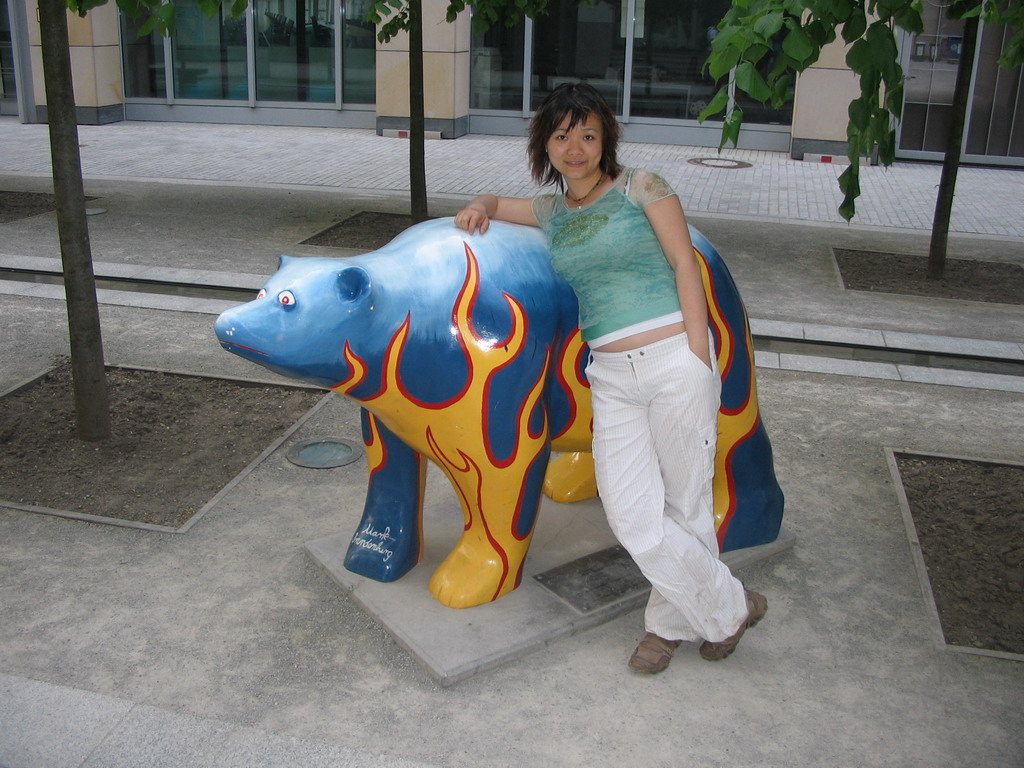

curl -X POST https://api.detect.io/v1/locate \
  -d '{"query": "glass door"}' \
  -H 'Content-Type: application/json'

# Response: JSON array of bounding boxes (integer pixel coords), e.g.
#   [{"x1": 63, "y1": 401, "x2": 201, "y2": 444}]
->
[
  {"x1": 898, "y1": 3, "x2": 1022, "y2": 165},
  {"x1": 0, "y1": 0, "x2": 17, "y2": 115},
  {"x1": 964, "y1": 19, "x2": 1023, "y2": 160}
]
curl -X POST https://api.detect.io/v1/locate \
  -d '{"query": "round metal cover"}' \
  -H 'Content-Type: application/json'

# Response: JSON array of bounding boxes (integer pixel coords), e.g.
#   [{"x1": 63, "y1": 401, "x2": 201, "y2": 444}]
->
[
  {"x1": 286, "y1": 437, "x2": 362, "y2": 469},
  {"x1": 687, "y1": 157, "x2": 753, "y2": 169}
]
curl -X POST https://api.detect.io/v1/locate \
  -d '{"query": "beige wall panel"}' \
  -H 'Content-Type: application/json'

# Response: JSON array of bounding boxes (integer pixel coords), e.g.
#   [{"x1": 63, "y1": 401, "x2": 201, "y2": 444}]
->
[
  {"x1": 453, "y1": 49, "x2": 469, "y2": 117},
  {"x1": 25, "y1": 0, "x2": 40, "y2": 45},
  {"x1": 65, "y1": 4, "x2": 119, "y2": 47},
  {"x1": 30, "y1": 46, "x2": 44, "y2": 104},
  {"x1": 27, "y1": 1, "x2": 123, "y2": 105},
  {"x1": 68, "y1": 46, "x2": 98, "y2": 106},
  {"x1": 89, "y1": 4, "x2": 122, "y2": 47},
  {"x1": 420, "y1": 17, "x2": 456, "y2": 51},
  {"x1": 33, "y1": 46, "x2": 122, "y2": 108},
  {"x1": 376, "y1": 0, "x2": 466, "y2": 52},
  {"x1": 377, "y1": 28, "x2": 408, "y2": 54},
  {"x1": 66, "y1": 11, "x2": 95, "y2": 47},
  {"x1": 812, "y1": 36, "x2": 852, "y2": 70},
  {"x1": 422, "y1": 52, "x2": 457, "y2": 118},
  {"x1": 376, "y1": 49, "x2": 409, "y2": 116},
  {"x1": 94, "y1": 45, "x2": 124, "y2": 104},
  {"x1": 792, "y1": 68, "x2": 860, "y2": 141},
  {"x1": 377, "y1": 49, "x2": 466, "y2": 120}
]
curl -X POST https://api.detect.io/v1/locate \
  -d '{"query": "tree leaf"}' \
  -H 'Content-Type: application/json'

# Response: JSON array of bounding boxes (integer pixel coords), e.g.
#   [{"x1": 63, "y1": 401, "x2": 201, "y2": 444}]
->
[
  {"x1": 877, "y1": 128, "x2": 896, "y2": 166},
  {"x1": 782, "y1": 25, "x2": 816, "y2": 64},
  {"x1": 753, "y1": 10, "x2": 785, "y2": 40},
  {"x1": 845, "y1": 38, "x2": 875, "y2": 72},
  {"x1": 720, "y1": 107, "x2": 745, "y2": 149},
  {"x1": 841, "y1": 7, "x2": 866, "y2": 43},
  {"x1": 770, "y1": 71, "x2": 793, "y2": 105},
  {"x1": 708, "y1": 45, "x2": 742, "y2": 81},
  {"x1": 734, "y1": 60, "x2": 772, "y2": 102},
  {"x1": 848, "y1": 96, "x2": 871, "y2": 130},
  {"x1": 837, "y1": 165, "x2": 860, "y2": 221},
  {"x1": 697, "y1": 87, "x2": 730, "y2": 121}
]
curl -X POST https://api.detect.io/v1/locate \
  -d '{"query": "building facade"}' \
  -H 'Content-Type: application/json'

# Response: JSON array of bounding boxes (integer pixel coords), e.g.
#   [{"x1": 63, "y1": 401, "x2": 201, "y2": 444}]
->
[{"x1": 2, "y1": 0, "x2": 1021, "y2": 166}]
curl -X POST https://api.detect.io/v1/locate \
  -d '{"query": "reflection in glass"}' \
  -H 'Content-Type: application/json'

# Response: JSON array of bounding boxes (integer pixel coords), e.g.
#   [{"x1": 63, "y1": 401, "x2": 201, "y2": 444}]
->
[
  {"x1": 965, "y1": 20, "x2": 1023, "y2": 158},
  {"x1": 1, "y1": 0, "x2": 17, "y2": 107},
  {"x1": 255, "y1": 0, "x2": 335, "y2": 102},
  {"x1": 342, "y1": 0, "x2": 375, "y2": 103},
  {"x1": 121, "y1": 13, "x2": 165, "y2": 98},
  {"x1": 531, "y1": 0, "x2": 625, "y2": 113},
  {"x1": 629, "y1": 0, "x2": 728, "y2": 120},
  {"x1": 172, "y1": 0, "x2": 248, "y2": 100},
  {"x1": 470, "y1": 15, "x2": 524, "y2": 109},
  {"x1": 728, "y1": 12, "x2": 793, "y2": 125},
  {"x1": 900, "y1": 3, "x2": 965, "y2": 152}
]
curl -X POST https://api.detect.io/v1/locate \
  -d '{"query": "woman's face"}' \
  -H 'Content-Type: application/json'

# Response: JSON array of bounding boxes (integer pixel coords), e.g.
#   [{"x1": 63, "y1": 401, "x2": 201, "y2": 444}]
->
[{"x1": 545, "y1": 112, "x2": 604, "y2": 185}]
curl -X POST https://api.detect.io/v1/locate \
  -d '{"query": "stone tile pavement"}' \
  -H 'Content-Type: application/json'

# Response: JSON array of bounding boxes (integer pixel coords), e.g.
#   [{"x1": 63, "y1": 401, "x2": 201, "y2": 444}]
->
[{"x1": 2, "y1": 117, "x2": 1023, "y2": 236}]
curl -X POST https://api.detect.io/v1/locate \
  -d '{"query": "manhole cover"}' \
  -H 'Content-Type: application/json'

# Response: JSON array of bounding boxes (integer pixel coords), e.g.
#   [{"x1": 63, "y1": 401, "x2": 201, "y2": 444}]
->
[
  {"x1": 687, "y1": 157, "x2": 753, "y2": 170},
  {"x1": 286, "y1": 437, "x2": 363, "y2": 469}
]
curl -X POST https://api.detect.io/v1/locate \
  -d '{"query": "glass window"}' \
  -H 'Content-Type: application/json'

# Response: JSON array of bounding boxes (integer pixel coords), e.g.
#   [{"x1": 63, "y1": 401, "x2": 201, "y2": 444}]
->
[
  {"x1": 120, "y1": 13, "x2": 165, "y2": 99},
  {"x1": 965, "y1": 21, "x2": 1023, "y2": 158},
  {"x1": 728, "y1": 12, "x2": 793, "y2": 125},
  {"x1": 470, "y1": 14, "x2": 524, "y2": 109},
  {"x1": 629, "y1": 0, "x2": 729, "y2": 120},
  {"x1": 172, "y1": 0, "x2": 249, "y2": 100},
  {"x1": 900, "y1": 5, "x2": 964, "y2": 152},
  {"x1": 1, "y1": 0, "x2": 17, "y2": 104},
  {"x1": 255, "y1": 0, "x2": 335, "y2": 102},
  {"x1": 531, "y1": 0, "x2": 625, "y2": 113},
  {"x1": 342, "y1": 0, "x2": 375, "y2": 104}
]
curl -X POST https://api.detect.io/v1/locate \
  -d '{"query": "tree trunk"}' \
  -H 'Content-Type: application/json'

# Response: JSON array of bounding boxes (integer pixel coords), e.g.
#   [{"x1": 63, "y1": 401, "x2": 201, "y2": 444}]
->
[
  {"x1": 927, "y1": 15, "x2": 979, "y2": 281},
  {"x1": 38, "y1": 0, "x2": 111, "y2": 441},
  {"x1": 408, "y1": 0, "x2": 428, "y2": 223}
]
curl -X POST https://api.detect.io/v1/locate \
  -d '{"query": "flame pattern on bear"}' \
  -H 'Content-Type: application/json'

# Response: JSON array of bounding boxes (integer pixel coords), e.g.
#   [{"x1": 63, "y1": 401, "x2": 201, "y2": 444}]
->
[{"x1": 333, "y1": 244, "x2": 561, "y2": 606}]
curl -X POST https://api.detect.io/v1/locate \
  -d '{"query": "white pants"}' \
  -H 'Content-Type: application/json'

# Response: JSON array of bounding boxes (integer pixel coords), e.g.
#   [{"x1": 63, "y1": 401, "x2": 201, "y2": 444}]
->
[{"x1": 586, "y1": 333, "x2": 748, "y2": 643}]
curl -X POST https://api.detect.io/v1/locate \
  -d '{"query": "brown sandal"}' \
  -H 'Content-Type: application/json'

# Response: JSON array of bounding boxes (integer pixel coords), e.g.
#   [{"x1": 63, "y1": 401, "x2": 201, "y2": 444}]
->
[
  {"x1": 628, "y1": 632, "x2": 682, "y2": 674},
  {"x1": 699, "y1": 590, "x2": 767, "y2": 661}
]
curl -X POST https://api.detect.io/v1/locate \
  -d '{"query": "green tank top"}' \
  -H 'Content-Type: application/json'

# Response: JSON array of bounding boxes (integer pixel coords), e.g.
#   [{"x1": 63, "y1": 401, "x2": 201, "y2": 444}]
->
[{"x1": 532, "y1": 168, "x2": 680, "y2": 342}]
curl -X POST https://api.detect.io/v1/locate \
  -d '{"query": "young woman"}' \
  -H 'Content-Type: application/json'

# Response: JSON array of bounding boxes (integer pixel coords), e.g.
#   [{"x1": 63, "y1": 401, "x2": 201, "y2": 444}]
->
[{"x1": 455, "y1": 83, "x2": 766, "y2": 673}]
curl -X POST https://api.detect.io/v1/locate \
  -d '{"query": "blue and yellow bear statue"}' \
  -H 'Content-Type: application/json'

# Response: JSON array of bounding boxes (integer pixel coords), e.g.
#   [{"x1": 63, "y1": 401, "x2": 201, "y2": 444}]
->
[{"x1": 214, "y1": 218, "x2": 784, "y2": 608}]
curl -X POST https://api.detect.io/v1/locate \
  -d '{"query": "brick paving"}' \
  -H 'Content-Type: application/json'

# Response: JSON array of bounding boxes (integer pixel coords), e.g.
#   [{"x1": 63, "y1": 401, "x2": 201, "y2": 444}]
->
[{"x1": 1, "y1": 117, "x2": 1022, "y2": 237}]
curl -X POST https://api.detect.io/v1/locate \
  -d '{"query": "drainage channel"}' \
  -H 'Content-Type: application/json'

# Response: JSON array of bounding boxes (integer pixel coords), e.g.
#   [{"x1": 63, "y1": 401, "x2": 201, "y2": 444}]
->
[
  {"x1": 0, "y1": 267, "x2": 257, "y2": 303},
  {"x1": 755, "y1": 337, "x2": 1022, "y2": 377},
  {"x1": 4, "y1": 268, "x2": 1021, "y2": 378}
]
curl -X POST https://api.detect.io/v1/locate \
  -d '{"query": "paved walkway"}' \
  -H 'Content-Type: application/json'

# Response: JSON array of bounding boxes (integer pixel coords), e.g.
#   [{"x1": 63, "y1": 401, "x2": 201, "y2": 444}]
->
[
  {"x1": 1, "y1": 118, "x2": 1023, "y2": 768},
  {"x1": 2, "y1": 117, "x2": 1023, "y2": 237}
]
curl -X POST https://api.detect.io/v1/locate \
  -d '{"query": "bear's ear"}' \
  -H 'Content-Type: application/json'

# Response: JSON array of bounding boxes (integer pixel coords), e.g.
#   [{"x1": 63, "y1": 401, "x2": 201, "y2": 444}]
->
[
  {"x1": 337, "y1": 266, "x2": 371, "y2": 302},
  {"x1": 278, "y1": 254, "x2": 294, "y2": 269}
]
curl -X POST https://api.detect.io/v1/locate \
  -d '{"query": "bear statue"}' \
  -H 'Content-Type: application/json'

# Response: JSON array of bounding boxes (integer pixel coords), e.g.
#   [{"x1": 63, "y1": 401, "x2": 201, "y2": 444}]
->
[{"x1": 214, "y1": 218, "x2": 783, "y2": 609}]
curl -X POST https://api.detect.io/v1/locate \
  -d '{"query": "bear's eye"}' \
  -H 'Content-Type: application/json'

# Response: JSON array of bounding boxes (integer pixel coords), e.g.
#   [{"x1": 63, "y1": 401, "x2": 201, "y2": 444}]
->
[
  {"x1": 256, "y1": 289, "x2": 267, "y2": 299},
  {"x1": 278, "y1": 290, "x2": 296, "y2": 307}
]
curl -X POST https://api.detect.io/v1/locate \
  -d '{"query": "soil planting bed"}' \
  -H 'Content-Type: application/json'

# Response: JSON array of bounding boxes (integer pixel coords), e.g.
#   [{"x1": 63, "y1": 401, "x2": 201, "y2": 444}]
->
[
  {"x1": 895, "y1": 453, "x2": 1024, "y2": 656},
  {"x1": 302, "y1": 211, "x2": 417, "y2": 250},
  {"x1": 0, "y1": 362, "x2": 323, "y2": 529},
  {"x1": 834, "y1": 249, "x2": 1024, "y2": 305}
]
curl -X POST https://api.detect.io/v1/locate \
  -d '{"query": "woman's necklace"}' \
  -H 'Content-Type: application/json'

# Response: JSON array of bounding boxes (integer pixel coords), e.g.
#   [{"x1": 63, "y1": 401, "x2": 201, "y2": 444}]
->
[{"x1": 565, "y1": 174, "x2": 604, "y2": 209}]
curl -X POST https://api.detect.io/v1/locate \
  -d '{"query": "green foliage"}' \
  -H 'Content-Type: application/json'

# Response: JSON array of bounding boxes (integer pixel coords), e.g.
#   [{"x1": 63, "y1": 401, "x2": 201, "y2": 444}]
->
[
  {"x1": 702, "y1": 0, "x2": 1022, "y2": 221},
  {"x1": 445, "y1": 0, "x2": 556, "y2": 32},
  {"x1": 367, "y1": 0, "x2": 572, "y2": 43},
  {"x1": 67, "y1": 0, "x2": 248, "y2": 36},
  {"x1": 367, "y1": 0, "x2": 414, "y2": 42}
]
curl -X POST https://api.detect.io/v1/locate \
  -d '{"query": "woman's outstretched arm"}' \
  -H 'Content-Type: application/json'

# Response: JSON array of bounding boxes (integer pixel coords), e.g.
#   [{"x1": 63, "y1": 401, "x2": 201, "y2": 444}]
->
[{"x1": 455, "y1": 195, "x2": 538, "y2": 234}]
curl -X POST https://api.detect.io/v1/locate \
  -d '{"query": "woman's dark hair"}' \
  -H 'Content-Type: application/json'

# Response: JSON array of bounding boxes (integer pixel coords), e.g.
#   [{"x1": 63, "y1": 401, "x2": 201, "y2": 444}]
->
[{"x1": 527, "y1": 82, "x2": 623, "y2": 190}]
